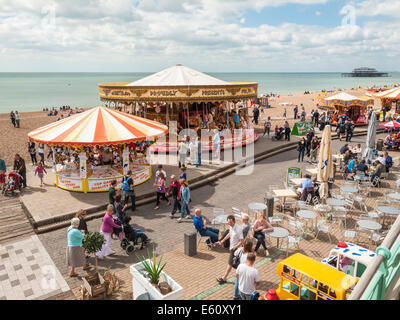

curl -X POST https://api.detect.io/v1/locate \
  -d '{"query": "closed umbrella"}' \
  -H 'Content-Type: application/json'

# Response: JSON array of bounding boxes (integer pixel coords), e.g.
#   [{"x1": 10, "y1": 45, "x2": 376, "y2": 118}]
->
[
  {"x1": 317, "y1": 125, "x2": 334, "y2": 201},
  {"x1": 364, "y1": 112, "x2": 377, "y2": 161}
]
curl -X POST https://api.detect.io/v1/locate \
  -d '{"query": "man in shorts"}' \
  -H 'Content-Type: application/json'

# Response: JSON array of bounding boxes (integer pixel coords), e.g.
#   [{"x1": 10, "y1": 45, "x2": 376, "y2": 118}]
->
[{"x1": 216, "y1": 215, "x2": 244, "y2": 285}]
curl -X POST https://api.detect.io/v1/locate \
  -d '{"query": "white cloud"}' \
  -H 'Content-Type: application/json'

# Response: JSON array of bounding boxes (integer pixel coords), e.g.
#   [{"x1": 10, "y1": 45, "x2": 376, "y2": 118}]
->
[{"x1": 0, "y1": 0, "x2": 398, "y2": 72}]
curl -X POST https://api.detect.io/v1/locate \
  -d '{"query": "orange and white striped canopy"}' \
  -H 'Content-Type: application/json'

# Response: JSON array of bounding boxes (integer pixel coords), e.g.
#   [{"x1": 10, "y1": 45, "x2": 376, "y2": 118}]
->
[
  {"x1": 373, "y1": 87, "x2": 400, "y2": 100},
  {"x1": 28, "y1": 107, "x2": 168, "y2": 146}
]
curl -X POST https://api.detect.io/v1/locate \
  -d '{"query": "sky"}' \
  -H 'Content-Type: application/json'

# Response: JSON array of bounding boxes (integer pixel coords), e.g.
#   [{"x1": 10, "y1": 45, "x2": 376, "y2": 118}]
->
[{"x1": 0, "y1": 0, "x2": 399, "y2": 72}]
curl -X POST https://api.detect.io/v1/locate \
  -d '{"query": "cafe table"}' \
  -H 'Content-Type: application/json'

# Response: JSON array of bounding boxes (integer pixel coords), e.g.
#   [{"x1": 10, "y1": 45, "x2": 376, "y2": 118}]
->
[
  {"x1": 357, "y1": 220, "x2": 382, "y2": 232},
  {"x1": 387, "y1": 193, "x2": 400, "y2": 201},
  {"x1": 248, "y1": 202, "x2": 268, "y2": 220},
  {"x1": 290, "y1": 178, "x2": 303, "y2": 186},
  {"x1": 273, "y1": 189, "x2": 298, "y2": 212},
  {"x1": 266, "y1": 227, "x2": 289, "y2": 248},
  {"x1": 296, "y1": 210, "x2": 317, "y2": 232},
  {"x1": 340, "y1": 186, "x2": 358, "y2": 194},
  {"x1": 326, "y1": 198, "x2": 346, "y2": 207},
  {"x1": 377, "y1": 205, "x2": 400, "y2": 226},
  {"x1": 306, "y1": 168, "x2": 318, "y2": 176}
]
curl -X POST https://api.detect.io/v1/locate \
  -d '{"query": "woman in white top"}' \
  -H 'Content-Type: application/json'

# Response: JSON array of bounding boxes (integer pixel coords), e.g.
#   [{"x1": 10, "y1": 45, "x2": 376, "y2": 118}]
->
[{"x1": 233, "y1": 239, "x2": 254, "y2": 300}]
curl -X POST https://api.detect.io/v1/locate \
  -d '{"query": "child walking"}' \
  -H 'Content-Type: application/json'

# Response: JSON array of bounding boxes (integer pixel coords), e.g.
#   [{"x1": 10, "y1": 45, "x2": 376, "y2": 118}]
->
[{"x1": 34, "y1": 162, "x2": 47, "y2": 187}]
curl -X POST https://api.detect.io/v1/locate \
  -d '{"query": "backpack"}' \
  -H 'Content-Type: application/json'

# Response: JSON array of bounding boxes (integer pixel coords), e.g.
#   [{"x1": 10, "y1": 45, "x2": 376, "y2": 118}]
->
[{"x1": 121, "y1": 176, "x2": 130, "y2": 191}]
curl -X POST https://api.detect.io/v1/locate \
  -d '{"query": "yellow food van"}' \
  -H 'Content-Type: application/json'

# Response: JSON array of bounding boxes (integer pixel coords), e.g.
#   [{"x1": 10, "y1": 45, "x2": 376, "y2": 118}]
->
[{"x1": 275, "y1": 253, "x2": 358, "y2": 300}]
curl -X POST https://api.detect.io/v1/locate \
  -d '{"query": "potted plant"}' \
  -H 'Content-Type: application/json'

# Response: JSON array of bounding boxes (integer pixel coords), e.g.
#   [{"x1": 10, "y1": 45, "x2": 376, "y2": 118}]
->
[
  {"x1": 130, "y1": 246, "x2": 184, "y2": 300},
  {"x1": 82, "y1": 231, "x2": 105, "y2": 271},
  {"x1": 81, "y1": 232, "x2": 107, "y2": 299}
]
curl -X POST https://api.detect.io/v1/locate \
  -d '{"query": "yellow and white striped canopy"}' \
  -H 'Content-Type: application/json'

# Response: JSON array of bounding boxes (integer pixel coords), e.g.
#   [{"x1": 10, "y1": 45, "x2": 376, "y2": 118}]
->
[{"x1": 28, "y1": 107, "x2": 168, "y2": 146}]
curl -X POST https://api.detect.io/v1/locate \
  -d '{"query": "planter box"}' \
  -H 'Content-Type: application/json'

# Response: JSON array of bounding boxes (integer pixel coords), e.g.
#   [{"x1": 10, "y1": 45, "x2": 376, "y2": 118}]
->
[{"x1": 130, "y1": 261, "x2": 184, "y2": 300}]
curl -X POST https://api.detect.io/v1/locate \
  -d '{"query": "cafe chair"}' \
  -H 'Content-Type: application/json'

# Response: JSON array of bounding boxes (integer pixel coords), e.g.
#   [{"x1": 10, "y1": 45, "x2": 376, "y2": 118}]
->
[
  {"x1": 211, "y1": 208, "x2": 225, "y2": 227},
  {"x1": 370, "y1": 230, "x2": 388, "y2": 247},
  {"x1": 316, "y1": 221, "x2": 332, "y2": 243},
  {"x1": 285, "y1": 227, "x2": 303, "y2": 257},
  {"x1": 343, "y1": 229, "x2": 358, "y2": 243}
]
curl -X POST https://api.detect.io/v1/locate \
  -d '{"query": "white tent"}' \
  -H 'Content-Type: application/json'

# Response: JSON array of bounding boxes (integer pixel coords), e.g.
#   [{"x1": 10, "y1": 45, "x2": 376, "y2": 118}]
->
[
  {"x1": 324, "y1": 92, "x2": 360, "y2": 101},
  {"x1": 125, "y1": 64, "x2": 231, "y2": 87}
]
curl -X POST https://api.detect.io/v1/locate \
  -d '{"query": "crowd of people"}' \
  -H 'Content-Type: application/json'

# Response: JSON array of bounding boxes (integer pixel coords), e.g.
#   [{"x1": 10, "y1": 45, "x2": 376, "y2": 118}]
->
[{"x1": 193, "y1": 209, "x2": 273, "y2": 300}]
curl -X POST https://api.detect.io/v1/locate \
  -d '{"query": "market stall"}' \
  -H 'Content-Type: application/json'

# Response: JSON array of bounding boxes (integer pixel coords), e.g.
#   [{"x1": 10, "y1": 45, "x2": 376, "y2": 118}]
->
[
  {"x1": 319, "y1": 92, "x2": 374, "y2": 126},
  {"x1": 98, "y1": 64, "x2": 259, "y2": 152},
  {"x1": 28, "y1": 107, "x2": 168, "y2": 193},
  {"x1": 370, "y1": 87, "x2": 400, "y2": 119}
]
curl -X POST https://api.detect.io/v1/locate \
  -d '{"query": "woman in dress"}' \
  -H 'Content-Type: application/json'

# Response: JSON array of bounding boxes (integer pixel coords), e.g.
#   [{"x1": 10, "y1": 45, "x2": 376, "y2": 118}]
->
[
  {"x1": 96, "y1": 204, "x2": 121, "y2": 260},
  {"x1": 66, "y1": 218, "x2": 89, "y2": 277}
]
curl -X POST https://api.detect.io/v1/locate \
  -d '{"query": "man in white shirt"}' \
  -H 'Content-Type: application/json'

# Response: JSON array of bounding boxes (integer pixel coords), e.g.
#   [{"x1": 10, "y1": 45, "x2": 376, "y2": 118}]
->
[
  {"x1": 178, "y1": 140, "x2": 188, "y2": 168},
  {"x1": 236, "y1": 253, "x2": 260, "y2": 300},
  {"x1": 377, "y1": 153, "x2": 386, "y2": 166},
  {"x1": 217, "y1": 215, "x2": 244, "y2": 285}
]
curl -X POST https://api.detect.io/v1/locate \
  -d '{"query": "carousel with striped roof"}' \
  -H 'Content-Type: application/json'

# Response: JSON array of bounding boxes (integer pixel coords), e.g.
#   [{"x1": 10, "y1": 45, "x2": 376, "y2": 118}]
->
[
  {"x1": 28, "y1": 107, "x2": 168, "y2": 193},
  {"x1": 98, "y1": 64, "x2": 259, "y2": 153}
]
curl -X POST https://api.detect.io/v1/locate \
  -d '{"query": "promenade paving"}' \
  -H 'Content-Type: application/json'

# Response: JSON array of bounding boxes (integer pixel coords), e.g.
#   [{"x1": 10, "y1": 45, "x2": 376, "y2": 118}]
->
[
  {"x1": 19, "y1": 131, "x2": 292, "y2": 227},
  {"x1": 34, "y1": 132, "x2": 399, "y2": 300},
  {"x1": 0, "y1": 235, "x2": 69, "y2": 300},
  {"x1": 1, "y1": 125, "x2": 396, "y2": 300}
]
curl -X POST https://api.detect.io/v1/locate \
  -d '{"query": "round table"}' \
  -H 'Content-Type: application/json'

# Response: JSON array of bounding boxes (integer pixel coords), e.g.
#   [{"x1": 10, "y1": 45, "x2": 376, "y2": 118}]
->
[
  {"x1": 340, "y1": 186, "x2": 358, "y2": 194},
  {"x1": 387, "y1": 193, "x2": 400, "y2": 201},
  {"x1": 248, "y1": 203, "x2": 268, "y2": 211},
  {"x1": 297, "y1": 210, "x2": 317, "y2": 232},
  {"x1": 314, "y1": 204, "x2": 332, "y2": 216},
  {"x1": 326, "y1": 198, "x2": 346, "y2": 207},
  {"x1": 377, "y1": 206, "x2": 400, "y2": 216},
  {"x1": 357, "y1": 220, "x2": 382, "y2": 231},
  {"x1": 248, "y1": 202, "x2": 268, "y2": 220},
  {"x1": 354, "y1": 175, "x2": 369, "y2": 182},
  {"x1": 377, "y1": 206, "x2": 400, "y2": 227},
  {"x1": 212, "y1": 214, "x2": 229, "y2": 225},
  {"x1": 297, "y1": 210, "x2": 317, "y2": 220},
  {"x1": 266, "y1": 227, "x2": 289, "y2": 248}
]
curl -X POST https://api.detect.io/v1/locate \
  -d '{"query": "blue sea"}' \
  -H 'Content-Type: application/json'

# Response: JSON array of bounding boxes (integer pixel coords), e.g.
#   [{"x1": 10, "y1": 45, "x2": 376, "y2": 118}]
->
[{"x1": 1, "y1": 72, "x2": 399, "y2": 114}]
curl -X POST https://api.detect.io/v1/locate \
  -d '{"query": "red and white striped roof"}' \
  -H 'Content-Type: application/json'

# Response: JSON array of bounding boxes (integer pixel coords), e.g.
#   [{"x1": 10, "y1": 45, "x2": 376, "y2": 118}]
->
[
  {"x1": 374, "y1": 87, "x2": 400, "y2": 99},
  {"x1": 28, "y1": 107, "x2": 168, "y2": 146}
]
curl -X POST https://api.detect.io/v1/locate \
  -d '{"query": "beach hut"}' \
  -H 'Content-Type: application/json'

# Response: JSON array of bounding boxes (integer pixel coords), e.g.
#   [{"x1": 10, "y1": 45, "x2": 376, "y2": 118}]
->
[
  {"x1": 28, "y1": 106, "x2": 168, "y2": 193},
  {"x1": 98, "y1": 64, "x2": 259, "y2": 152},
  {"x1": 319, "y1": 92, "x2": 374, "y2": 126}
]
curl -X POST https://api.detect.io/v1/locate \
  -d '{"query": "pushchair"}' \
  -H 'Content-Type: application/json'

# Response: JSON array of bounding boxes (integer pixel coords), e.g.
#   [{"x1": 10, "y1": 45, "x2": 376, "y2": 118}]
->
[
  {"x1": 272, "y1": 127, "x2": 285, "y2": 141},
  {"x1": 119, "y1": 223, "x2": 149, "y2": 255},
  {"x1": 2, "y1": 171, "x2": 23, "y2": 196}
]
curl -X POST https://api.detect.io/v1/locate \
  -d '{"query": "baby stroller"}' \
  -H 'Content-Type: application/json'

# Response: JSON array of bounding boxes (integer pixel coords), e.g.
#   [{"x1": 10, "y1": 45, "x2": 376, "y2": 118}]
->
[
  {"x1": 272, "y1": 127, "x2": 285, "y2": 141},
  {"x1": 2, "y1": 171, "x2": 23, "y2": 196},
  {"x1": 119, "y1": 223, "x2": 149, "y2": 255}
]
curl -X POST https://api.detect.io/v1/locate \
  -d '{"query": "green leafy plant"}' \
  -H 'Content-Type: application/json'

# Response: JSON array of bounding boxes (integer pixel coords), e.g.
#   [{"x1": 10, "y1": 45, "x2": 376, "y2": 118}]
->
[
  {"x1": 136, "y1": 246, "x2": 168, "y2": 285},
  {"x1": 83, "y1": 232, "x2": 105, "y2": 271}
]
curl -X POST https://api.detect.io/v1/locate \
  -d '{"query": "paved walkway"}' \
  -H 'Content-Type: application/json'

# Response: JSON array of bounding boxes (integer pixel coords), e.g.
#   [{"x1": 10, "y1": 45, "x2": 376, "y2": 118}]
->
[
  {"x1": 35, "y1": 132, "x2": 398, "y2": 300},
  {"x1": 19, "y1": 131, "x2": 293, "y2": 228},
  {"x1": 0, "y1": 127, "x2": 391, "y2": 300},
  {"x1": 0, "y1": 235, "x2": 69, "y2": 300}
]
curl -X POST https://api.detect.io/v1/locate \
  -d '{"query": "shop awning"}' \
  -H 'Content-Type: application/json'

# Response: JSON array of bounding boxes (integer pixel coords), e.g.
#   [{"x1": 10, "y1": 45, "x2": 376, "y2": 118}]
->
[{"x1": 28, "y1": 107, "x2": 168, "y2": 146}]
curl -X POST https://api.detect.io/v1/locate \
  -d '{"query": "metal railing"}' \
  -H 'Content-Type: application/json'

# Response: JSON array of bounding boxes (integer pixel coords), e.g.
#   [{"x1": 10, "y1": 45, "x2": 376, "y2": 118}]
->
[{"x1": 349, "y1": 215, "x2": 400, "y2": 300}]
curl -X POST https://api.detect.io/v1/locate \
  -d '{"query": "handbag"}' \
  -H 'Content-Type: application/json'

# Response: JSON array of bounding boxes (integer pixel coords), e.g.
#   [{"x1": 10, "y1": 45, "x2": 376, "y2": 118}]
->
[{"x1": 232, "y1": 247, "x2": 243, "y2": 269}]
